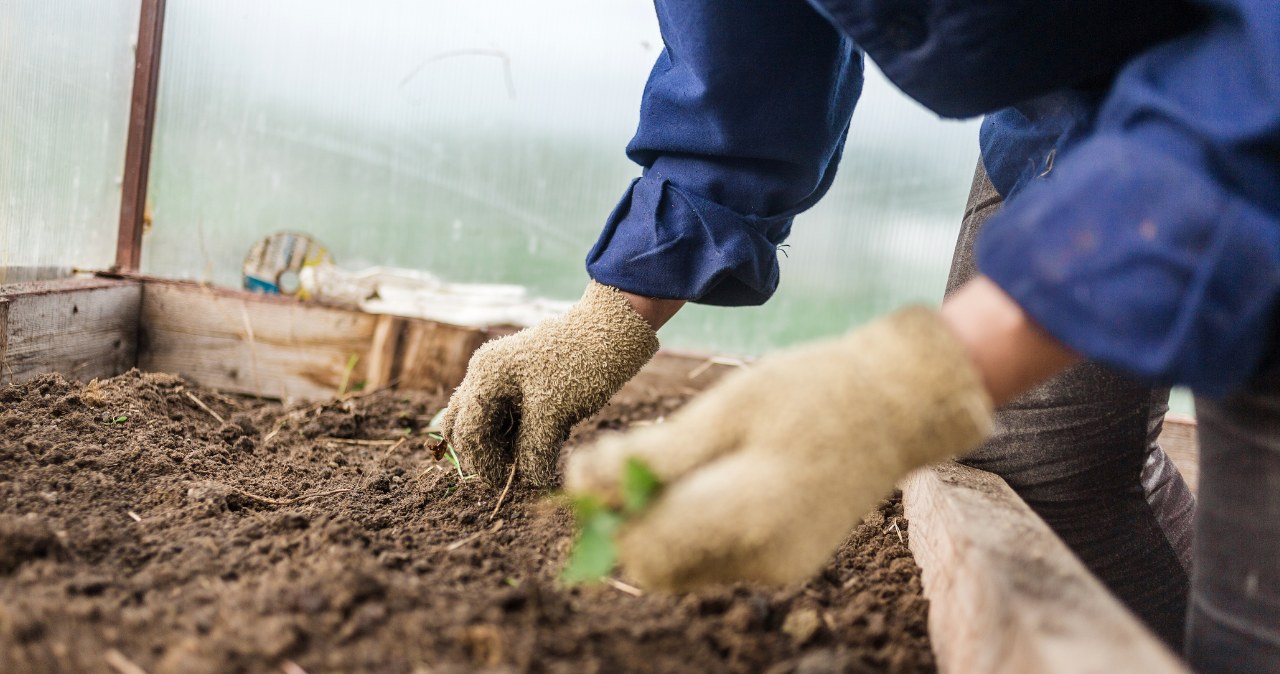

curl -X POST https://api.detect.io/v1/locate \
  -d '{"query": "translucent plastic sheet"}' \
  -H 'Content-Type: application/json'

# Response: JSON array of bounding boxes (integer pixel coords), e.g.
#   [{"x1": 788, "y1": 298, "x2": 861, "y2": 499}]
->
[
  {"x1": 0, "y1": 1, "x2": 140, "y2": 280},
  {"x1": 144, "y1": 1, "x2": 979, "y2": 356}
]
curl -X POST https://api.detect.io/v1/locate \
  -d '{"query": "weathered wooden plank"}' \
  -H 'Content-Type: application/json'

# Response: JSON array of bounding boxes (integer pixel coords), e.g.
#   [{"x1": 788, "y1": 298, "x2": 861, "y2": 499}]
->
[
  {"x1": 0, "y1": 298, "x2": 9, "y2": 371},
  {"x1": 1160, "y1": 415, "x2": 1198, "y2": 495},
  {"x1": 0, "y1": 278, "x2": 141, "y2": 385},
  {"x1": 139, "y1": 281, "x2": 383, "y2": 401},
  {"x1": 397, "y1": 319, "x2": 491, "y2": 395},
  {"x1": 903, "y1": 462, "x2": 1191, "y2": 674},
  {"x1": 364, "y1": 314, "x2": 404, "y2": 392},
  {"x1": 137, "y1": 280, "x2": 489, "y2": 401}
]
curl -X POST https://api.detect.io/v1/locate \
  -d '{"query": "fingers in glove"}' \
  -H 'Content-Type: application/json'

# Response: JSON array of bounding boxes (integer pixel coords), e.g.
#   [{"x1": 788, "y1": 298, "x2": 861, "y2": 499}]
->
[
  {"x1": 445, "y1": 386, "x2": 524, "y2": 487},
  {"x1": 512, "y1": 402, "x2": 571, "y2": 488},
  {"x1": 616, "y1": 452, "x2": 872, "y2": 591},
  {"x1": 563, "y1": 395, "x2": 745, "y2": 503}
]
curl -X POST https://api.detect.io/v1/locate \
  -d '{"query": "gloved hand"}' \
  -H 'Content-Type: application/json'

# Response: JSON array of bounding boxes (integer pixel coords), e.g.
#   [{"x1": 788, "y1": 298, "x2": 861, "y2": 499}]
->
[
  {"x1": 441, "y1": 281, "x2": 659, "y2": 487},
  {"x1": 564, "y1": 307, "x2": 993, "y2": 590}
]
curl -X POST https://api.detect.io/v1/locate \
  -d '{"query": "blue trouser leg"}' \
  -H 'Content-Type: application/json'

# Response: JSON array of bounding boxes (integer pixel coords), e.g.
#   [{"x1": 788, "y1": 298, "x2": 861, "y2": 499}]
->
[{"x1": 946, "y1": 161, "x2": 1195, "y2": 652}]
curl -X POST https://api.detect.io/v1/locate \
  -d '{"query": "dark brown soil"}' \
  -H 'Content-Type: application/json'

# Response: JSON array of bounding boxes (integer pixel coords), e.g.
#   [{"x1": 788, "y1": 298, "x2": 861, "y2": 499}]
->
[{"x1": 0, "y1": 360, "x2": 935, "y2": 674}]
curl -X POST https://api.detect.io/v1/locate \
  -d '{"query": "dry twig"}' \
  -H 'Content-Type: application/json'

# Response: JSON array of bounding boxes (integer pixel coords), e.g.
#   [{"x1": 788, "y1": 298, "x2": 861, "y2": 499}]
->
[
  {"x1": 231, "y1": 486, "x2": 353, "y2": 507},
  {"x1": 886, "y1": 518, "x2": 904, "y2": 544},
  {"x1": 446, "y1": 519, "x2": 504, "y2": 552},
  {"x1": 104, "y1": 649, "x2": 149, "y2": 674},
  {"x1": 379, "y1": 436, "x2": 409, "y2": 462},
  {"x1": 606, "y1": 577, "x2": 644, "y2": 597},
  {"x1": 321, "y1": 437, "x2": 399, "y2": 446},
  {"x1": 489, "y1": 462, "x2": 518, "y2": 521},
  {"x1": 340, "y1": 379, "x2": 399, "y2": 402},
  {"x1": 184, "y1": 391, "x2": 225, "y2": 425},
  {"x1": 262, "y1": 418, "x2": 288, "y2": 444}
]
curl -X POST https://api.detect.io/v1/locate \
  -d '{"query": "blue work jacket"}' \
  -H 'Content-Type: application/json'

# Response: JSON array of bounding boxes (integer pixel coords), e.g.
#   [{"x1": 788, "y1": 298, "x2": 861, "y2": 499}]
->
[{"x1": 585, "y1": 0, "x2": 1280, "y2": 397}]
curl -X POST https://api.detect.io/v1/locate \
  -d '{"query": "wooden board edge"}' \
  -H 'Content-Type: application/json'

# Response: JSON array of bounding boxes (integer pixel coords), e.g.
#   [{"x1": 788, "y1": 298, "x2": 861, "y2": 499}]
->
[
  {"x1": 1, "y1": 276, "x2": 139, "y2": 298},
  {"x1": 1, "y1": 277, "x2": 142, "y2": 385},
  {"x1": 0, "y1": 297, "x2": 10, "y2": 374},
  {"x1": 1160, "y1": 416, "x2": 1199, "y2": 495},
  {"x1": 0, "y1": 274, "x2": 743, "y2": 401},
  {"x1": 136, "y1": 278, "x2": 492, "y2": 400},
  {"x1": 903, "y1": 462, "x2": 1191, "y2": 674}
]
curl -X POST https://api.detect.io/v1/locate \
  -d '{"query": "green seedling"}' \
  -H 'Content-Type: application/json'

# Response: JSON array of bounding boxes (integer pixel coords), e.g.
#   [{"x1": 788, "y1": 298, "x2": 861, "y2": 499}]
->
[
  {"x1": 427, "y1": 431, "x2": 466, "y2": 481},
  {"x1": 426, "y1": 408, "x2": 447, "y2": 434},
  {"x1": 103, "y1": 414, "x2": 129, "y2": 426},
  {"x1": 426, "y1": 407, "x2": 477, "y2": 482},
  {"x1": 621, "y1": 457, "x2": 661, "y2": 514},
  {"x1": 444, "y1": 444, "x2": 467, "y2": 480},
  {"x1": 337, "y1": 354, "x2": 359, "y2": 397},
  {"x1": 560, "y1": 458, "x2": 662, "y2": 585}
]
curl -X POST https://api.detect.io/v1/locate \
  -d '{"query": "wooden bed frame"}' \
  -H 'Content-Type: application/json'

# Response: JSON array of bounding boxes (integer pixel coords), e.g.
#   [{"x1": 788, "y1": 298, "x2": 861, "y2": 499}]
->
[{"x1": 1, "y1": 275, "x2": 1197, "y2": 673}]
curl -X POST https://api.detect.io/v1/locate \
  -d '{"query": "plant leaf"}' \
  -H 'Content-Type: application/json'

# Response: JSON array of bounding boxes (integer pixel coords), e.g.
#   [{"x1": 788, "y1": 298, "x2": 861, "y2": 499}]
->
[
  {"x1": 337, "y1": 353, "x2": 360, "y2": 397},
  {"x1": 621, "y1": 458, "x2": 661, "y2": 515},
  {"x1": 561, "y1": 496, "x2": 624, "y2": 584},
  {"x1": 445, "y1": 445, "x2": 466, "y2": 479},
  {"x1": 426, "y1": 407, "x2": 448, "y2": 434}
]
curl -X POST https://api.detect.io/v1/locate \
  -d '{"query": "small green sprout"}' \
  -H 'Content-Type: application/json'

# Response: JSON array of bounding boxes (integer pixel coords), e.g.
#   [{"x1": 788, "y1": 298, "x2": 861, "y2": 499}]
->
[
  {"x1": 561, "y1": 458, "x2": 662, "y2": 585},
  {"x1": 427, "y1": 431, "x2": 466, "y2": 481},
  {"x1": 337, "y1": 354, "x2": 359, "y2": 397},
  {"x1": 444, "y1": 444, "x2": 467, "y2": 481},
  {"x1": 103, "y1": 414, "x2": 129, "y2": 425},
  {"x1": 426, "y1": 407, "x2": 476, "y2": 482},
  {"x1": 621, "y1": 457, "x2": 661, "y2": 515},
  {"x1": 427, "y1": 408, "x2": 447, "y2": 433}
]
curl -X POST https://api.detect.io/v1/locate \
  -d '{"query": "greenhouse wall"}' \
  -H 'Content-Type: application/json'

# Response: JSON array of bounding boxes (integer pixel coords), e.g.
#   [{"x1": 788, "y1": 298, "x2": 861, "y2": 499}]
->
[
  {"x1": 142, "y1": 0, "x2": 981, "y2": 357},
  {"x1": 0, "y1": 1, "x2": 141, "y2": 280}
]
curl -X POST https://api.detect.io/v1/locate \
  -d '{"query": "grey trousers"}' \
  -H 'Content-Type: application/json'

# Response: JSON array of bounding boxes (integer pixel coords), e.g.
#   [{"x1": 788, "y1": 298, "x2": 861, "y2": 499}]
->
[
  {"x1": 946, "y1": 163, "x2": 1196, "y2": 653},
  {"x1": 1188, "y1": 375, "x2": 1280, "y2": 672}
]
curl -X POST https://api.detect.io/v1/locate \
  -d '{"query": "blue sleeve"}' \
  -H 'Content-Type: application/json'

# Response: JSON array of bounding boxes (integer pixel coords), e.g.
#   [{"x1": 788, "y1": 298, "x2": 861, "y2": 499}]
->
[
  {"x1": 977, "y1": 0, "x2": 1280, "y2": 396},
  {"x1": 585, "y1": 0, "x2": 863, "y2": 306},
  {"x1": 811, "y1": 0, "x2": 1201, "y2": 118}
]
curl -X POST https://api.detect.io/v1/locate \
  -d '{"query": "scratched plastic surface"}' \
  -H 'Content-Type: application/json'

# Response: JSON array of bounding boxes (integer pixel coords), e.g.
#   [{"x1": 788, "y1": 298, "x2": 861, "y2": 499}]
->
[
  {"x1": 143, "y1": 0, "x2": 980, "y2": 356},
  {"x1": 0, "y1": 1, "x2": 140, "y2": 281}
]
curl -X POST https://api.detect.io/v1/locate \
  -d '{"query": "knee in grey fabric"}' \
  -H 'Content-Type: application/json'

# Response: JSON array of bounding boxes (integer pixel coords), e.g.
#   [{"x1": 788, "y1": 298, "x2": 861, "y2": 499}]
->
[
  {"x1": 1188, "y1": 376, "x2": 1280, "y2": 673},
  {"x1": 947, "y1": 161, "x2": 1195, "y2": 652}
]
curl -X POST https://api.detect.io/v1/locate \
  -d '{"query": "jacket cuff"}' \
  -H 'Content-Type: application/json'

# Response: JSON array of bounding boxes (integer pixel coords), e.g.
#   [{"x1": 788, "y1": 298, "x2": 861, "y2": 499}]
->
[
  {"x1": 585, "y1": 176, "x2": 791, "y2": 306},
  {"x1": 977, "y1": 134, "x2": 1280, "y2": 397}
]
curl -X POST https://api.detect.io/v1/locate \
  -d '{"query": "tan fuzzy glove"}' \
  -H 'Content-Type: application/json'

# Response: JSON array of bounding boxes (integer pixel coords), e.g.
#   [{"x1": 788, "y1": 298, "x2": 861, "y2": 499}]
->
[
  {"x1": 564, "y1": 306, "x2": 993, "y2": 590},
  {"x1": 441, "y1": 282, "x2": 659, "y2": 487}
]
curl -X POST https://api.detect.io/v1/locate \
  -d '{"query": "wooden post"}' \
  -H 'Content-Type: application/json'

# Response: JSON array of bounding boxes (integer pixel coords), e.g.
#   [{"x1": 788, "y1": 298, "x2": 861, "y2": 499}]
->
[{"x1": 115, "y1": 0, "x2": 168, "y2": 272}]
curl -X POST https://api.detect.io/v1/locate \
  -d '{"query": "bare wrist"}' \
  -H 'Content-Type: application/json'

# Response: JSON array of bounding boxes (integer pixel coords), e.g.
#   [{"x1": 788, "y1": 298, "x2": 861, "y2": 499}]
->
[
  {"x1": 618, "y1": 290, "x2": 686, "y2": 331},
  {"x1": 940, "y1": 276, "x2": 1079, "y2": 407}
]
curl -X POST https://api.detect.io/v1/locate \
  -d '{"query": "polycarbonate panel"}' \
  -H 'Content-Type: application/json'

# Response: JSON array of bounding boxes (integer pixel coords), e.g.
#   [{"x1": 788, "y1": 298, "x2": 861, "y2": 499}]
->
[
  {"x1": 144, "y1": 1, "x2": 979, "y2": 356},
  {"x1": 0, "y1": 1, "x2": 140, "y2": 280}
]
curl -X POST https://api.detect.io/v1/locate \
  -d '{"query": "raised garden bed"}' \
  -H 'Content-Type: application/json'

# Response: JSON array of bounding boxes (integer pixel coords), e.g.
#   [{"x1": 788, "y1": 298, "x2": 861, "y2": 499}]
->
[{"x1": 0, "y1": 276, "x2": 1195, "y2": 673}]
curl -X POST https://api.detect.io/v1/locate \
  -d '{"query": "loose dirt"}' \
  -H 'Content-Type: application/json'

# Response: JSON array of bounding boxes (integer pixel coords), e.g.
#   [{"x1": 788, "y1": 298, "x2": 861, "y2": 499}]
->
[{"x1": 0, "y1": 359, "x2": 935, "y2": 673}]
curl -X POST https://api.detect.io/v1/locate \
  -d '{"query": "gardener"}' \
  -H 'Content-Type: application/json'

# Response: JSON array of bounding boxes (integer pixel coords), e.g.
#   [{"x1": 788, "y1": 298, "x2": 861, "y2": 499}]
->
[{"x1": 441, "y1": 1, "x2": 1280, "y2": 670}]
